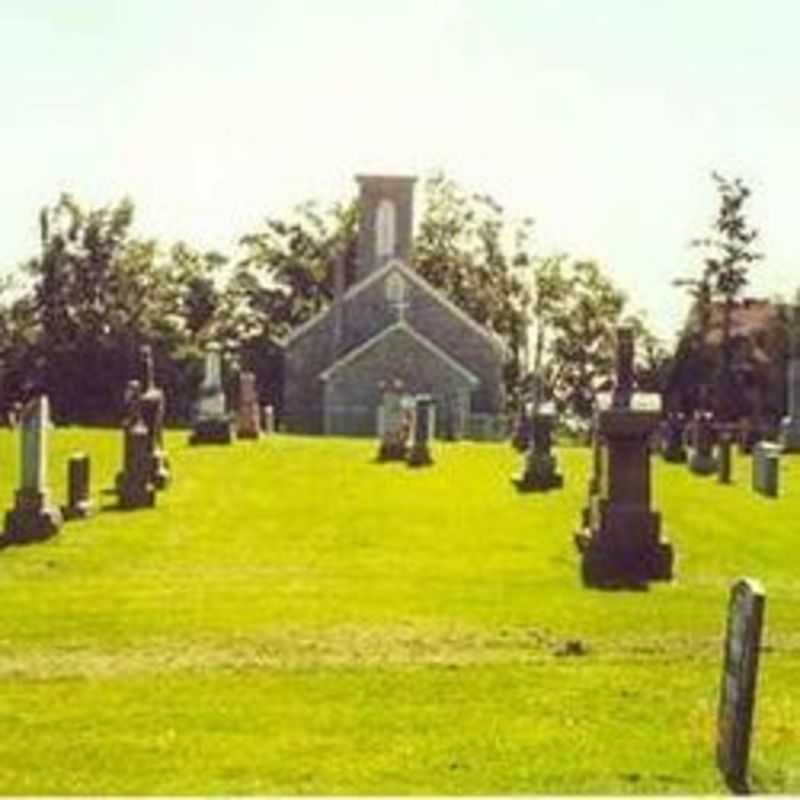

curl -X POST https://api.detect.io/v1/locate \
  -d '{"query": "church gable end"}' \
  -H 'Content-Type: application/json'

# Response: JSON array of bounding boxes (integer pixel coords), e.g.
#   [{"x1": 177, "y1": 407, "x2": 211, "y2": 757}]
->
[{"x1": 322, "y1": 324, "x2": 479, "y2": 436}]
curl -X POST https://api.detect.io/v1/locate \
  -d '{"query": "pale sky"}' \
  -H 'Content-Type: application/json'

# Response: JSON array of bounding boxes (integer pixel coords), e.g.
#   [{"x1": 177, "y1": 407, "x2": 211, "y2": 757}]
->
[{"x1": 2, "y1": 0, "x2": 799, "y2": 342}]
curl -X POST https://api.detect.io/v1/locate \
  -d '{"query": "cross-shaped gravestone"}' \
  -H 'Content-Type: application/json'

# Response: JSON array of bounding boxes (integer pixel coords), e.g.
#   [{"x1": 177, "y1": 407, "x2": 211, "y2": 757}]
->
[{"x1": 612, "y1": 326, "x2": 634, "y2": 408}]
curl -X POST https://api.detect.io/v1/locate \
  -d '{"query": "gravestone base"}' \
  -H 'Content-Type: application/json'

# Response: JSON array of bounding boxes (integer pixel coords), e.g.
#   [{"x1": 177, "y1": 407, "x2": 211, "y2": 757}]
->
[
  {"x1": 406, "y1": 442, "x2": 432, "y2": 467},
  {"x1": 575, "y1": 509, "x2": 674, "y2": 588},
  {"x1": 237, "y1": 427, "x2": 261, "y2": 441},
  {"x1": 63, "y1": 497, "x2": 94, "y2": 521},
  {"x1": 377, "y1": 432, "x2": 408, "y2": 462},
  {"x1": 4, "y1": 490, "x2": 63, "y2": 542},
  {"x1": 115, "y1": 473, "x2": 155, "y2": 510},
  {"x1": 152, "y1": 452, "x2": 171, "y2": 490},
  {"x1": 689, "y1": 449, "x2": 718, "y2": 475},
  {"x1": 189, "y1": 418, "x2": 234, "y2": 445},
  {"x1": 662, "y1": 442, "x2": 687, "y2": 463},
  {"x1": 513, "y1": 452, "x2": 563, "y2": 492},
  {"x1": 779, "y1": 418, "x2": 800, "y2": 453}
]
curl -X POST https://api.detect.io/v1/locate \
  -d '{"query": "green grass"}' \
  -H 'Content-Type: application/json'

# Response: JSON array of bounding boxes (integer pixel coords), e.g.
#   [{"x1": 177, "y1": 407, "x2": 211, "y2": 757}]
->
[{"x1": 0, "y1": 429, "x2": 798, "y2": 794}]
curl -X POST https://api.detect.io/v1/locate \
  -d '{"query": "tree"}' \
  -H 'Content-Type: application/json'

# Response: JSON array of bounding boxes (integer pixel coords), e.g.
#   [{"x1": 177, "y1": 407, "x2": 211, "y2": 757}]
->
[
  {"x1": 542, "y1": 259, "x2": 628, "y2": 420},
  {"x1": 412, "y1": 172, "x2": 533, "y2": 396},
  {"x1": 234, "y1": 198, "x2": 359, "y2": 341},
  {"x1": 688, "y1": 172, "x2": 764, "y2": 419}
]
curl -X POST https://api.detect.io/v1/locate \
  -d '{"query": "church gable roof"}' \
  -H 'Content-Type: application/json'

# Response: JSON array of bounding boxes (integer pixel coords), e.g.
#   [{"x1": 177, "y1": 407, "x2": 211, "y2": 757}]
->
[
  {"x1": 319, "y1": 320, "x2": 481, "y2": 386},
  {"x1": 283, "y1": 259, "x2": 505, "y2": 355}
]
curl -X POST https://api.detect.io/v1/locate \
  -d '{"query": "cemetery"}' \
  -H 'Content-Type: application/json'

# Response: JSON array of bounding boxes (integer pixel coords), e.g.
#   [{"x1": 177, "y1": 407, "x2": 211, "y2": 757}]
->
[{"x1": 0, "y1": 169, "x2": 798, "y2": 794}]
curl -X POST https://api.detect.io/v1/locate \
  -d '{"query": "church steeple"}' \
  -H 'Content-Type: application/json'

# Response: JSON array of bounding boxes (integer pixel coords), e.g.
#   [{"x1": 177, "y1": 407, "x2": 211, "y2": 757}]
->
[{"x1": 354, "y1": 175, "x2": 416, "y2": 283}]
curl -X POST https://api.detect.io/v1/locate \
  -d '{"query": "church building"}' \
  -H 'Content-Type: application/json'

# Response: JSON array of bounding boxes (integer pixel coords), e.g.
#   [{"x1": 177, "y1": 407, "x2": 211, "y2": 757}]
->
[{"x1": 282, "y1": 174, "x2": 506, "y2": 436}]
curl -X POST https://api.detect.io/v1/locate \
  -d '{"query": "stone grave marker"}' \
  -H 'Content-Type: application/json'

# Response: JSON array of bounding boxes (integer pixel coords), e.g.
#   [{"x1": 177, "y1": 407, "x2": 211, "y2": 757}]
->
[
  {"x1": 780, "y1": 305, "x2": 800, "y2": 451},
  {"x1": 717, "y1": 578, "x2": 766, "y2": 793},
  {"x1": 237, "y1": 371, "x2": 261, "y2": 439},
  {"x1": 376, "y1": 381, "x2": 410, "y2": 461},
  {"x1": 190, "y1": 343, "x2": 234, "y2": 445},
  {"x1": 115, "y1": 381, "x2": 156, "y2": 509},
  {"x1": 407, "y1": 394, "x2": 434, "y2": 467},
  {"x1": 263, "y1": 404, "x2": 275, "y2": 435},
  {"x1": 575, "y1": 327, "x2": 673, "y2": 587},
  {"x1": 752, "y1": 442, "x2": 780, "y2": 498},
  {"x1": 138, "y1": 345, "x2": 170, "y2": 489},
  {"x1": 688, "y1": 410, "x2": 718, "y2": 475},
  {"x1": 513, "y1": 403, "x2": 563, "y2": 492},
  {"x1": 717, "y1": 431, "x2": 733, "y2": 484},
  {"x1": 3, "y1": 395, "x2": 63, "y2": 542},
  {"x1": 64, "y1": 453, "x2": 94, "y2": 520},
  {"x1": 660, "y1": 412, "x2": 687, "y2": 463}
]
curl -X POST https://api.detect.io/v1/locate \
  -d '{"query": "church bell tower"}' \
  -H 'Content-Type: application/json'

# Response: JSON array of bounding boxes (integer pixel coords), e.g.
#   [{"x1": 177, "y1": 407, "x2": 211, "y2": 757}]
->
[{"x1": 354, "y1": 175, "x2": 416, "y2": 283}]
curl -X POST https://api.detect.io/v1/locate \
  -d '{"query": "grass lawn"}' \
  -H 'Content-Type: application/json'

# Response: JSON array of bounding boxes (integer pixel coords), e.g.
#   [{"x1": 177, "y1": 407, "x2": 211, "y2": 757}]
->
[{"x1": 0, "y1": 428, "x2": 797, "y2": 794}]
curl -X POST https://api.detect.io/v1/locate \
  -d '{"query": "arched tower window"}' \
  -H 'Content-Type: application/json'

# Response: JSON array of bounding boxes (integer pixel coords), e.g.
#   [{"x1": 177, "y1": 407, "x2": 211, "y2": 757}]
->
[{"x1": 375, "y1": 199, "x2": 396, "y2": 261}]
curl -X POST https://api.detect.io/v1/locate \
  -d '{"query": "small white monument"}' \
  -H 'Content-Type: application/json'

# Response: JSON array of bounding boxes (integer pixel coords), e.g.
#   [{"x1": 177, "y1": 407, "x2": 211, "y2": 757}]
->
[
  {"x1": 3, "y1": 395, "x2": 63, "y2": 542},
  {"x1": 189, "y1": 343, "x2": 234, "y2": 445}
]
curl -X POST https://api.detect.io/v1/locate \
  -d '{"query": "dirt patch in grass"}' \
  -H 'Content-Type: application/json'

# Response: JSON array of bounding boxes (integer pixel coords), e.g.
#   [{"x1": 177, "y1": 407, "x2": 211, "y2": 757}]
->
[{"x1": 5, "y1": 625, "x2": 796, "y2": 680}]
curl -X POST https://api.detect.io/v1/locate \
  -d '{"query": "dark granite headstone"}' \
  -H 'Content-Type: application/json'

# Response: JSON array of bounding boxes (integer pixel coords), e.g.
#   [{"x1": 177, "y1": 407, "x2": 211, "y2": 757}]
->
[
  {"x1": 688, "y1": 410, "x2": 718, "y2": 475},
  {"x1": 661, "y1": 412, "x2": 688, "y2": 463},
  {"x1": 717, "y1": 578, "x2": 765, "y2": 793},
  {"x1": 717, "y1": 433, "x2": 733, "y2": 485},
  {"x1": 64, "y1": 453, "x2": 94, "y2": 520},
  {"x1": 115, "y1": 381, "x2": 155, "y2": 509},
  {"x1": 574, "y1": 327, "x2": 673, "y2": 587},
  {"x1": 512, "y1": 404, "x2": 563, "y2": 492},
  {"x1": 511, "y1": 409, "x2": 533, "y2": 452}
]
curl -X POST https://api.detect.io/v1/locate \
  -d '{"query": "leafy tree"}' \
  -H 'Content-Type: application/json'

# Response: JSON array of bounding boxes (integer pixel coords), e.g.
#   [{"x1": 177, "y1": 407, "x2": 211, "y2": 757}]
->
[
  {"x1": 234, "y1": 198, "x2": 359, "y2": 341},
  {"x1": 413, "y1": 172, "x2": 533, "y2": 394},
  {"x1": 688, "y1": 172, "x2": 764, "y2": 419},
  {"x1": 542, "y1": 259, "x2": 628, "y2": 419}
]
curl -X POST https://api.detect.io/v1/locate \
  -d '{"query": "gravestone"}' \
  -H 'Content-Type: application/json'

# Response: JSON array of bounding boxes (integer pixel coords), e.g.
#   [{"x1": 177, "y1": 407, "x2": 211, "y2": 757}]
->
[
  {"x1": 442, "y1": 392, "x2": 469, "y2": 441},
  {"x1": 377, "y1": 382, "x2": 410, "y2": 461},
  {"x1": 237, "y1": 371, "x2": 261, "y2": 439},
  {"x1": 717, "y1": 578, "x2": 766, "y2": 793},
  {"x1": 511, "y1": 408, "x2": 533, "y2": 452},
  {"x1": 738, "y1": 416, "x2": 762, "y2": 455},
  {"x1": 575, "y1": 327, "x2": 673, "y2": 587},
  {"x1": 138, "y1": 345, "x2": 170, "y2": 489},
  {"x1": 263, "y1": 404, "x2": 275, "y2": 435},
  {"x1": 688, "y1": 410, "x2": 718, "y2": 475},
  {"x1": 115, "y1": 381, "x2": 156, "y2": 509},
  {"x1": 780, "y1": 305, "x2": 800, "y2": 451},
  {"x1": 752, "y1": 441, "x2": 780, "y2": 498},
  {"x1": 189, "y1": 343, "x2": 234, "y2": 445},
  {"x1": 717, "y1": 432, "x2": 733, "y2": 485},
  {"x1": 64, "y1": 453, "x2": 94, "y2": 520},
  {"x1": 407, "y1": 394, "x2": 434, "y2": 467},
  {"x1": 660, "y1": 412, "x2": 687, "y2": 463},
  {"x1": 513, "y1": 403, "x2": 563, "y2": 492},
  {"x1": 3, "y1": 395, "x2": 63, "y2": 542}
]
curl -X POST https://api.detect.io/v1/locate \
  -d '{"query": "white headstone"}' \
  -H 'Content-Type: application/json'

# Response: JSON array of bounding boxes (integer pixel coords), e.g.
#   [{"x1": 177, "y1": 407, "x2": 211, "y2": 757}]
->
[{"x1": 20, "y1": 395, "x2": 49, "y2": 492}]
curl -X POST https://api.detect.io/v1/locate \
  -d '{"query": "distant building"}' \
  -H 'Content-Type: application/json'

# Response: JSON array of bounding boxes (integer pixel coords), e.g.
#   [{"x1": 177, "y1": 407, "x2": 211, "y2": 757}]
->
[
  {"x1": 666, "y1": 297, "x2": 788, "y2": 422},
  {"x1": 282, "y1": 174, "x2": 506, "y2": 436}
]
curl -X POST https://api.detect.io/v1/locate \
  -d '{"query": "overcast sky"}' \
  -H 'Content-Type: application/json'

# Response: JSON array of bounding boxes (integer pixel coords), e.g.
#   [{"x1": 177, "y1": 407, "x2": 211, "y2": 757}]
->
[{"x1": 2, "y1": 0, "x2": 798, "y2": 342}]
